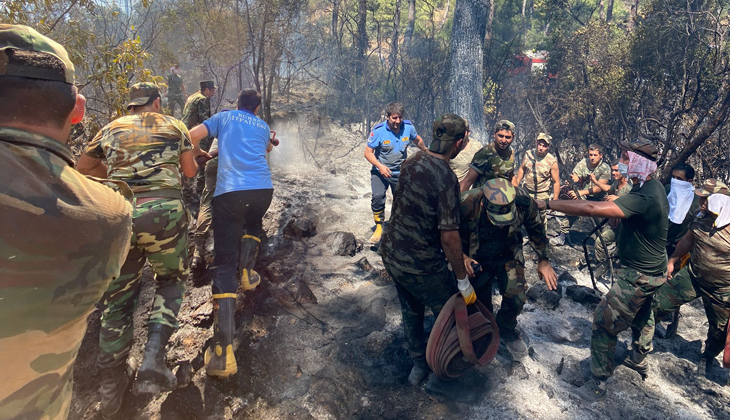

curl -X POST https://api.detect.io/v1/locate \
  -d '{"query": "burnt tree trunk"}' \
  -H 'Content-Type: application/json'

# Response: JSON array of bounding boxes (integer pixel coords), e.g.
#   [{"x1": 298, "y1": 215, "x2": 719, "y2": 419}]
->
[
  {"x1": 404, "y1": 0, "x2": 416, "y2": 51},
  {"x1": 391, "y1": 0, "x2": 401, "y2": 68},
  {"x1": 450, "y1": 0, "x2": 489, "y2": 141}
]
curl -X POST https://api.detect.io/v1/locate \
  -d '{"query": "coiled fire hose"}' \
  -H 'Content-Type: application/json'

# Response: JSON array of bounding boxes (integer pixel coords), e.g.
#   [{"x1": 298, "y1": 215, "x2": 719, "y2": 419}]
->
[{"x1": 425, "y1": 294, "x2": 500, "y2": 379}]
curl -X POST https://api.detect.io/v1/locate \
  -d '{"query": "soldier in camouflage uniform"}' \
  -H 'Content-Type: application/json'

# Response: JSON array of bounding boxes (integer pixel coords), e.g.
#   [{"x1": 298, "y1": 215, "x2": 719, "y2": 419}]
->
[
  {"x1": 459, "y1": 178, "x2": 558, "y2": 360},
  {"x1": 191, "y1": 137, "x2": 219, "y2": 270},
  {"x1": 632, "y1": 180, "x2": 730, "y2": 378},
  {"x1": 166, "y1": 66, "x2": 186, "y2": 117},
  {"x1": 181, "y1": 80, "x2": 216, "y2": 215},
  {"x1": 0, "y1": 25, "x2": 133, "y2": 420},
  {"x1": 77, "y1": 83, "x2": 202, "y2": 418},
  {"x1": 555, "y1": 143, "x2": 611, "y2": 245},
  {"x1": 459, "y1": 119, "x2": 516, "y2": 192},
  {"x1": 378, "y1": 114, "x2": 474, "y2": 395},
  {"x1": 592, "y1": 160, "x2": 633, "y2": 262},
  {"x1": 541, "y1": 140, "x2": 668, "y2": 402},
  {"x1": 513, "y1": 133, "x2": 561, "y2": 225}
]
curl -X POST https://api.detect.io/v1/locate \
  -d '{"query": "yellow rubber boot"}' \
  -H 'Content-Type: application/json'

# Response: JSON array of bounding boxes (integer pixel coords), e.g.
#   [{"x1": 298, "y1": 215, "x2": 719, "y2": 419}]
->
[
  {"x1": 238, "y1": 235, "x2": 261, "y2": 291},
  {"x1": 369, "y1": 211, "x2": 385, "y2": 244},
  {"x1": 205, "y1": 295, "x2": 238, "y2": 378}
]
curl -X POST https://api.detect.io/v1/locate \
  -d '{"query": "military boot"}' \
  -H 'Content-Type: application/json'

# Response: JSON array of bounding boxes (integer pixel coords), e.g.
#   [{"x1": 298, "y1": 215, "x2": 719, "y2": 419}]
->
[
  {"x1": 99, "y1": 362, "x2": 131, "y2": 419},
  {"x1": 573, "y1": 377, "x2": 607, "y2": 402},
  {"x1": 205, "y1": 295, "x2": 238, "y2": 378},
  {"x1": 369, "y1": 211, "x2": 385, "y2": 244},
  {"x1": 238, "y1": 235, "x2": 261, "y2": 291},
  {"x1": 191, "y1": 235, "x2": 207, "y2": 270},
  {"x1": 134, "y1": 323, "x2": 177, "y2": 394},
  {"x1": 622, "y1": 350, "x2": 648, "y2": 379}
]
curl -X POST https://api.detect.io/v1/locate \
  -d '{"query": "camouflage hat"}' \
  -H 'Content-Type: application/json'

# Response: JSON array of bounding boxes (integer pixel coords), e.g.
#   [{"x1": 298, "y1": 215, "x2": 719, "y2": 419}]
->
[
  {"x1": 695, "y1": 178, "x2": 729, "y2": 197},
  {"x1": 200, "y1": 80, "x2": 216, "y2": 90},
  {"x1": 536, "y1": 132, "x2": 552, "y2": 145},
  {"x1": 0, "y1": 24, "x2": 75, "y2": 84},
  {"x1": 482, "y1": 178, "x2": 517, "y2": 226},
  {"x1": 127, "y1": 82, "x2": 159, "y2": 109},
  {"x1": 430, "y1": 113, "x2": 467, "y2": 154},
  {"x1": 494, "y1": 120, "x2": 516, "y2": 135},
  {"x1": 620, "y1": 139, "x2": 658, "y2": 161}
]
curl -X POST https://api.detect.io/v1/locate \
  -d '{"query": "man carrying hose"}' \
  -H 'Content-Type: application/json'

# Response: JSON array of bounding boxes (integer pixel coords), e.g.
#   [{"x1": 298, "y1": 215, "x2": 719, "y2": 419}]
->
[
  {"x1": 379, "y1": 114, "x2": 474, "y2": 397},
  {"x1": 459, "y1": 178, "x2": 558, "y2": 362}
]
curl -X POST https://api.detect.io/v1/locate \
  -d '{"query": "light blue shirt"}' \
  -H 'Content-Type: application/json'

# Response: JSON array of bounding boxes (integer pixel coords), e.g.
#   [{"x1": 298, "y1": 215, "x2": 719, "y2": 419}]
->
[
  {"x1": 366, "y1": 120, "x2": 418, "y2": 172},
  {"x1": 203, "y1": 109, "x2": 273, "y2": 196}
]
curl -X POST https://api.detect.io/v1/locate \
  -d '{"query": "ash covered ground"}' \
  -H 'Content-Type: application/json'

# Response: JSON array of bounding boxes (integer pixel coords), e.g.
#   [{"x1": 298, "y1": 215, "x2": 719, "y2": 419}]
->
[{"x1": 69, "y1": 92, "x2": 730, "y2": 420}]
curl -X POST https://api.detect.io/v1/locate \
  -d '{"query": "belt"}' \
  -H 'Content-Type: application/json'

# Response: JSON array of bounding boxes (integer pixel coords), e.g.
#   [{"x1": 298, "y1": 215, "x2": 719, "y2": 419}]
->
[
  {"x1": 426, "y1": 294, "x2": 500, "y2": 379},
  {"x1": 133, "y1": 189, "x2": 183, "y2": 205}
]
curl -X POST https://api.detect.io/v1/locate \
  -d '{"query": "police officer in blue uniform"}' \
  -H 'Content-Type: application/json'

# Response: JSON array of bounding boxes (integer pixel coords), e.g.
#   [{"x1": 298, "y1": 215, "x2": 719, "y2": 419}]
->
[{"x1": 364, "y1": 102, "x2": 426, "y2": 244}]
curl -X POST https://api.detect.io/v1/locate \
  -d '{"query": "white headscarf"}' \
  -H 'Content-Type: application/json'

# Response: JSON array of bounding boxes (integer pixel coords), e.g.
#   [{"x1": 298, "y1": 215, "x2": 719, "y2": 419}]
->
[
  {"x1": 708, "y1": 193, "x2": 730, "y2": 229},
  {"x1": 627, "y1": 151, "x2": 657, "y2": 187},
  {"x1": 668, "y1": 178, "x2": 695, "y2": 224}
]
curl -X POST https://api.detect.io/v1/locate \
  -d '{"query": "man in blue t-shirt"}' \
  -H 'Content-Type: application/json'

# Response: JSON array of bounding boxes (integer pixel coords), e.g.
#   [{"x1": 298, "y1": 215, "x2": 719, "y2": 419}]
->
[
  {"x1": 189, "y1": 89, "x2": 276, "y2": 380},
  {"x1": 364, "y1": 102, "x2": 426, "y2": 244}
]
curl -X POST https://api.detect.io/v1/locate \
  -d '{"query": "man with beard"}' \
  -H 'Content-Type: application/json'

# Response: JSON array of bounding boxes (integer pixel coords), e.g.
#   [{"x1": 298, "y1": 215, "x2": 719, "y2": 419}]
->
[
  {"x1": 459, "y1": 120, "x2": 516, "y2": 192},
  {"x1": 513, "y1": 132, "x2": 561, "y2": 224},
  {"x1": 364, "y1": 102, "x2": 426, "y2": 244},
  {"x1": 379, "y1": 114, "x2": 474, "y2": 398},
  {"x1": 537, "y1": 140, "x2": 668, "y2": 402}
]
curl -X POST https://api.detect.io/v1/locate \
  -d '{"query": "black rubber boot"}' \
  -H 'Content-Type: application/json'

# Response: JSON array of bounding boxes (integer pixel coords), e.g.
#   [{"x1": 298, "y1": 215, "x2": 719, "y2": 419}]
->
[
  {"x1": 424, "y1": 374, "x2": 478, "y2": 404},
  {"x1": 99, "y1": 362, "x2": 131, "y2": 419},
  {"x1": 238, "y1": 235, "x2": 261, "y2": 291},
  {"x1": 134, "y1": 323, "x2": 177, "y2": 394},
  {"x1": 622, "y1": 350, "x2": 648, "y2": 379},
  {"x1": 205, "y1": 296, "x2": 238, "y2": 378}
]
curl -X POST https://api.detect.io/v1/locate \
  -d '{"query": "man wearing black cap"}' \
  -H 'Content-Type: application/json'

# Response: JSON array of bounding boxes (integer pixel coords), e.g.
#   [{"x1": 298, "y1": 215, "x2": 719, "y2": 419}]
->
[
  {"x1": 379, "y1": 113, "x2": 473, "y2": 396},
  {"x1": 0, "y1": 24, "x2": 133, "y2": 420},
  {"x1": 182, "y1": 80, "x2": 216, "y2": 213},
  {"x1": 536, "y1": 140, "x2": 669, "y2": 402}
]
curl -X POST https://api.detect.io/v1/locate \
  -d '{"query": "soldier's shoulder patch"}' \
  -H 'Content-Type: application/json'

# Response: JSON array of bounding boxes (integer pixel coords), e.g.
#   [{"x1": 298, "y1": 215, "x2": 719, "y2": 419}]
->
[{"x1": 384, "y1": 140, "x2": 391, "y2": 145}]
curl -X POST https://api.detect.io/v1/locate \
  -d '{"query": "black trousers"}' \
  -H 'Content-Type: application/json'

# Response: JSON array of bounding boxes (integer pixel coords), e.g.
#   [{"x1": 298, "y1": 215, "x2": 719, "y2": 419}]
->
[{"x1": 212, "y1": 189, "x2": 273, "y2": 294}]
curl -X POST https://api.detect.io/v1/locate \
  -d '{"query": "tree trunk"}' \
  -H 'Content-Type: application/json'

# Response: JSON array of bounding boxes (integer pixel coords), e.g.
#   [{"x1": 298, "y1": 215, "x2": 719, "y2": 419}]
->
[
  {"x1": 521, "y1": 0, "x2": 527, "y2": 41},
  {"x1": 485, "y1": 0, "x2": 495, "y2": 42},
  {"x1": 391, "y1": 0, "x2": 401, "y2": 68},
  {"x1": 605, "y1": 0, "x2": 614, "y2": 22},
  {"x1": 598, "y1": 0, "x2": 605, "y2": 21},
  {"x1": 628, "y1": 0, "x2": 639, "y2": 31},
  {"x1": 404, "y1": 0, "x2": 415, "y2": 51},
  {"x1": 332, "y1": 0, "x2": 339, "y2": 44},
  {"x1": 450, "y1": 0, "x2": 489, "y2": 140},
  {"x1": 357, "y1": 0, "x2": 368, "y2": 60}
]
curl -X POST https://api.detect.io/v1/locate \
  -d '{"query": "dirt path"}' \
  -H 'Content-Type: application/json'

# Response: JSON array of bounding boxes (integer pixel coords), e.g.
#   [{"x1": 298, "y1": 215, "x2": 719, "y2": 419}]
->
[{"x1": 68, "y1": 97, "x2": 730, "y2": 420}]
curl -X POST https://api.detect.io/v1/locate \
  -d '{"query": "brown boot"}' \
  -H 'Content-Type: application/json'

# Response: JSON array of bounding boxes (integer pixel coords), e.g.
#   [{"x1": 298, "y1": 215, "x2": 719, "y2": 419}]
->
[{"x1": 99, "y1": 363, "x2": 130, "y2": 419}]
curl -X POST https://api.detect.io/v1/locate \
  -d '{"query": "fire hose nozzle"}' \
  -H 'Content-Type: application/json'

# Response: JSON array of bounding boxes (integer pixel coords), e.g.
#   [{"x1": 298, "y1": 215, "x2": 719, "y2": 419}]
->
[{"x1": 269, "y1": 131, "x2": 280, "y2": 146}]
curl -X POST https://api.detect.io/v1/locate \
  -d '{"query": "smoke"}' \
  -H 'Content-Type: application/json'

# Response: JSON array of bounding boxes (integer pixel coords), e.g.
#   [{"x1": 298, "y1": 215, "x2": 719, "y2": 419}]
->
[{"x1": 267, "y1": 124, "x2": 310, "y2": 174}]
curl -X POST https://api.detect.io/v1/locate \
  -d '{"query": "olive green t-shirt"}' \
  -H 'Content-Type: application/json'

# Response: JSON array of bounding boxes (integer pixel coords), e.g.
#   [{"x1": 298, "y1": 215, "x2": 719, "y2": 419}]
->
[{"x1": 614, "y1": 178, "x2": 669, "y2": 276}]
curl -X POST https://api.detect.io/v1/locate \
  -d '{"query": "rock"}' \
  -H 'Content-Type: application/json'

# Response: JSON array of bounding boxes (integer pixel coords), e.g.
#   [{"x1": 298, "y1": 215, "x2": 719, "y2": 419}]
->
[
  {"x1": 263, "y1": 260, "x2": 299, "y2": 284},
  {"x1": 283, "y1": 214, "x2": 318, "y2": 238},
  {"x1": 526, "y1": 283, "x2": 562, "y2": 310},
  {"x1": 538, "y1": 321, "x2": 583, "y2": 343},
  {"x1": 325, "y1": 231, "x2": 361, "y2": 256},
  {"x1": 273, "y1": 277, "x2": 318, "y2": 307},
  {"x1": 354, "y1": 257, "x2": 374, "y2": 272},
  {"x1": 565, "y1": 285, "x2": 602, "y2": 306},
  {"x1": 557, "y1": 271, "x2": 578, "y2": 285}
]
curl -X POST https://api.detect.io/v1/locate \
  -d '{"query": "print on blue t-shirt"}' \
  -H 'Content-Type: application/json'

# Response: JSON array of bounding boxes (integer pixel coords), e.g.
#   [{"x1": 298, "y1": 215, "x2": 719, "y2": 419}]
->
[
  {"x1": 366, "y1": 120, "x2": 418, "y2": 172},
  {"x1": 203, "y1": 109, "x2": 273, "y2": 196}
]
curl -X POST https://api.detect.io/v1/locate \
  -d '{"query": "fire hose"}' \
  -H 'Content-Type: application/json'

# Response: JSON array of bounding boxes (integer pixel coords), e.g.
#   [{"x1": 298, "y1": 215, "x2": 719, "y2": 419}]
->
[{"x1": 425, "y1": 294, "x2": 500, "y2": 379}]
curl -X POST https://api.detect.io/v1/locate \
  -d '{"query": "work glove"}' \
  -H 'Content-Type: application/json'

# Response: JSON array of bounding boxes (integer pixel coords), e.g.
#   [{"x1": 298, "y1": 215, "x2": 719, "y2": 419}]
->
[{"x1": 457, "y1": 277, "x2": 476, "y2": 305}]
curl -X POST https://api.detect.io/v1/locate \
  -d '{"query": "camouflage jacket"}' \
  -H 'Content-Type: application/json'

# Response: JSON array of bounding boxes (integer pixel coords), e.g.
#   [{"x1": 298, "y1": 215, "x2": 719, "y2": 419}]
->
[
  {"x1": 459, "y1": 186, "x2": 549, "y2": 262},
  {"x1": 182, "y1": 91, "x2": 211, "y2": 129},
  {"x1": 84, "y1": 112, "x2": 193, "y2": 195},
  {"x1": 572, "y1": 158, "x2": 611, "y2": 199},
  {"x1": 0, "y1": 127, "x2": 133, "y2": 420},
  {"x1": 379, "y1": 151, "x2": 461, "y2": 275},
  {"x1": 167, "y1": 73, "x2": 183, "y2": 96},
  {"x1": 522, "y1": 149, "x2": 557, "y2": 194},
  {"x1": 469, "y1": 142, "x2": 515, "y2": 189},
  {"x1": 688, "y1": 215, "x2": 730, "y2": 289}
]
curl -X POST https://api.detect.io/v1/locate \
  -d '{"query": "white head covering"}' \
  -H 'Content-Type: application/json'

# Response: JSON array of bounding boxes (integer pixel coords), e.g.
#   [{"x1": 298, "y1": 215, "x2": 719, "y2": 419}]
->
[
  {"x1": 627, "y1": 151, "x2": 657, "y2": 187},
  {"x1": 668, "y1": 178, "x2": 695, "y2": 224},
  {"x1": 708, "y1": 193, "x2": 730, "y2": 229}
]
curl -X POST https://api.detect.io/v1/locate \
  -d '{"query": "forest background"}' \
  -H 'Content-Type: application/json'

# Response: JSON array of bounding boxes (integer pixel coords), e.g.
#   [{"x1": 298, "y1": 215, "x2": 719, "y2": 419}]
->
[{"x1": 3, "y1": 0, "x2": 730, "y2": 182}]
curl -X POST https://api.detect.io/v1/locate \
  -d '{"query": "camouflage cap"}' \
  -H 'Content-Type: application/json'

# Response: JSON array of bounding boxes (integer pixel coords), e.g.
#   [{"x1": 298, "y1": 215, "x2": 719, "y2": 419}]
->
[
  {"x1": 620, "y1": 139, "x2": 658, "y2": 161},
  {"x1": 430, "y1": 113, "x2": 467, "y2": 154},
  {"x1": 695, "y1": 178, "x2": 729, "y2": 197},
  {"x1": 127, "y1": 82, "x2": 159, "y2": 109},
  {"x1": 494, "y1": 120, "x2": 516, "y2": 135},
  {"x1": 0, "y1": 24, "x2": 74, "y2": 84},
  {"x1": 200, "y1": 80, "x2": 215, "y2": 90},
  {"x1": 482, "y1": 178, "x2": 517, "y2": 226},
  {"x1": 536, "y1": 132, "x2": 552, "y2": 145}
]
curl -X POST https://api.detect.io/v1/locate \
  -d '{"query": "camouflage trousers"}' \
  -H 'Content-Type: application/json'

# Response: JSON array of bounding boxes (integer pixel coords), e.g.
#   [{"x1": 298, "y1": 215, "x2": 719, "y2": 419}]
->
[
  {"x1": 167, "y1": 95, "x2": 185, "y2": 117},
  {"x1": 97, "y1": 197, "x2": 188, "y2": 368},
  {"x1": 472, "y1": 255, "x2": 527, "y2": 341},
  {"x1": 637, "y1": 265, "x2": 730, "y2": 359},
  {"x1": 590, "y1": 267, "x2": 666, "y2": 380},
  {"x1": 594, "y1": 225, "x2": 617, "y2": 262},
  {"x1": 383, "y1": 262, "x2": 458, "y2": 368},
  {"x1": 194, "y1": 157, "x2": 218, "y2": 244},
  {"x1": 182, "y1": 137, "x2": 213, "y2": 215}
]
